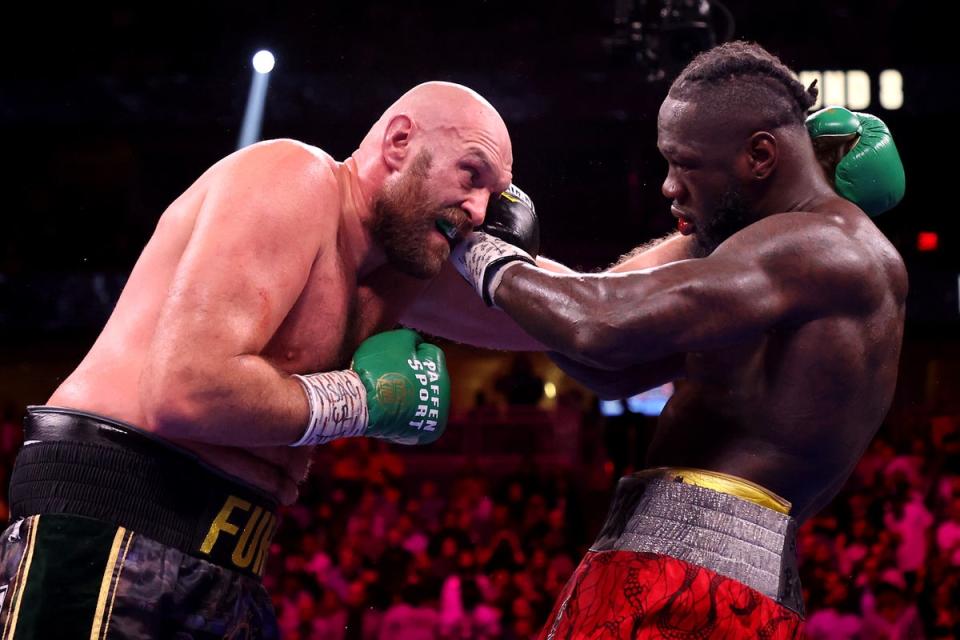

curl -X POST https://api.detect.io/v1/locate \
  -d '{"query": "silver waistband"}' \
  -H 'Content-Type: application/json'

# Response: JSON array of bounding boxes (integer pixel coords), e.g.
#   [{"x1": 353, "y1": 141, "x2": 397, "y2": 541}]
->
[{"x1": 591, "y1": 474, "x2": 804, "y2": 615}]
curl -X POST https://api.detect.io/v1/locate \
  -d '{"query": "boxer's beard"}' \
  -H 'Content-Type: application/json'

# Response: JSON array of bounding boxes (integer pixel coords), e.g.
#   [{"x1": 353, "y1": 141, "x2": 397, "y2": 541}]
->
[
  {"x1": 373, "y1": 150, "x2": 451, "y2": 279},
  {"x1": 692, "y1": 186, "x2": 752, "y2": 257}
]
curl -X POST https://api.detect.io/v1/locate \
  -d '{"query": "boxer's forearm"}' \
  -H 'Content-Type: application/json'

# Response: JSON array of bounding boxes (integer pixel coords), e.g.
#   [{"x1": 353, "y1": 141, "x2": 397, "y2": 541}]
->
[
  {"x1": 495, "y1": 236, "x2": 795, "y2": 370},
  {"x1": 402, "y1": 261, "x2": 546, "y2": 350},
  {"x1": 141, "y1": 355, "x2": 310, "y2": 446},
  {"x1": 447, "y1": 230, "x2": 691, "y2": 361},
  {"x1": 494, "y1": 265, "x2": 670, "y2": 369},
  {"x1": 404, "y1": 256, "x2": 569, "y2": 348}
]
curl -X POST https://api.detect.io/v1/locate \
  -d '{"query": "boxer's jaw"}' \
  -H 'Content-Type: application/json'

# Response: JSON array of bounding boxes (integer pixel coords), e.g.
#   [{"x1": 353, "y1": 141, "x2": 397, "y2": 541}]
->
[
  {"x1": 372, "y1": 150, "x2": 450, "y2": 279},
  {"x1": 690, "y1": 186, "x2": 752, "y2": 257}
]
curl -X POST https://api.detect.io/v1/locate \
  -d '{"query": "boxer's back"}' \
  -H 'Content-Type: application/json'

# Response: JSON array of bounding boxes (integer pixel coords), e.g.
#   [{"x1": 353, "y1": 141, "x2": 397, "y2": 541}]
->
[
  {"x1": 648, "y1": 203, "x2": 907, "y2": 521},
  {"x1": 49, "y1": 140, "x2": 392, "y2": 504}
]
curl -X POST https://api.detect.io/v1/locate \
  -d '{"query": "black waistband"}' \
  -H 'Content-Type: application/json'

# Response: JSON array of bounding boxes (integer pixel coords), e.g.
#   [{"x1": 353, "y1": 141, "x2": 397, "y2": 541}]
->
[{"x1": 10, "y1": 407, "x2": 280, "y2": 579}]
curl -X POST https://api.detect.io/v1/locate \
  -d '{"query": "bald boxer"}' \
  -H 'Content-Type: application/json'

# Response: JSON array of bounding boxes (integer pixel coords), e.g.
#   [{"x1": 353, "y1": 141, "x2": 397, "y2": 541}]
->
[
  {"x1": 0, "y1": 82, "x2": 513, "y2": 639},
  {"x1": 452, "y1": 43, "x2": 907, "y2": 638}
]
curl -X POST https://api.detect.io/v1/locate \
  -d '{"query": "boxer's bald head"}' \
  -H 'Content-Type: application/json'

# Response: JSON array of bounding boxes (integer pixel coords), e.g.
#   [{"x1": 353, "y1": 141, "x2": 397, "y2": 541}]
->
[
  {"x1": 365, "y1": 81, "x2": 512, "y2": 157},
  {"x1": 357, "y1": 81, "x2": 513, "y2": 280}
]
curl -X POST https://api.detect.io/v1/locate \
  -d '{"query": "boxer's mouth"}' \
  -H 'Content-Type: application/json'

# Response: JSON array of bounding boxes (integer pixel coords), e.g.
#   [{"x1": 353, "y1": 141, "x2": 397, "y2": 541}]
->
[
  {"x1": 671, "y1": 206, "x2": 696, "y2": 236},
  {"x1": 435, "y1": 217, "x2": 469, "y2": 246}
]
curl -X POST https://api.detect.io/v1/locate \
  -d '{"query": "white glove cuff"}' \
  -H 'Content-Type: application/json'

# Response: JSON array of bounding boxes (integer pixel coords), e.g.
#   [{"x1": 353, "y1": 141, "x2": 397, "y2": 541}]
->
[
  {"x1": 451, "y1": 232, "x2": 534, "y2": 306},
  {"x1": 290, "y1": 370, "x2": 369, "y2": 446}
]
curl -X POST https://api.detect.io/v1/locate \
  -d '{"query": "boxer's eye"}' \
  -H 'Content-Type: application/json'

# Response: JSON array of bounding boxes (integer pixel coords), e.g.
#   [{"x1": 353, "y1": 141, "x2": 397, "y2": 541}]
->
[{"x1": 461, "y1": 165, "x2": 481, "y2": 187}]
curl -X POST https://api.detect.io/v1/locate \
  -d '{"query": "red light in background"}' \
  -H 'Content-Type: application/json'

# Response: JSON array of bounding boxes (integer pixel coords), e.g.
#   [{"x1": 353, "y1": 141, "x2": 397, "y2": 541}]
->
[{"x1": 917, "y1": 232, "x2": 939, "y2": 252}]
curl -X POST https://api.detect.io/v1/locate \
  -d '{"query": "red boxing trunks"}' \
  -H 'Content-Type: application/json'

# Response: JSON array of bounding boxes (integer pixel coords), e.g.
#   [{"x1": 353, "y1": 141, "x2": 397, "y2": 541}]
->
[{"x1": 540, "y1": 468, "x2": 804, "y2": 640}]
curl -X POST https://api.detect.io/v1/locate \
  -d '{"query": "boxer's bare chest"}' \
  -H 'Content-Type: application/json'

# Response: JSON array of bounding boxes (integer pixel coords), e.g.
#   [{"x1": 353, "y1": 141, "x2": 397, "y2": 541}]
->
[
  {"x1": 676, "y1": 318, "x2": 877, "y2": 425},
  {"x1": 669, "y1": 327, "x2": 840, "y2": 430},
  {"x1": 261, "y1": 254, "x2": 411, "y2": 375},
  {"x1": 652, "y1": 317, "x2": 890, "y2": 511}
]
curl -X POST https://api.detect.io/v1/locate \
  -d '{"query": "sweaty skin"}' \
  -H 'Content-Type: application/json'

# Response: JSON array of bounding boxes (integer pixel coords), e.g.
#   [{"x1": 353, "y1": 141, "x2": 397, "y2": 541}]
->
[
  {"x1": 487, "y1": 96, "x2": 908, "y2": 521},
  {"x1": 48, "y1": 82, "x2": 514, "y2": 505}
]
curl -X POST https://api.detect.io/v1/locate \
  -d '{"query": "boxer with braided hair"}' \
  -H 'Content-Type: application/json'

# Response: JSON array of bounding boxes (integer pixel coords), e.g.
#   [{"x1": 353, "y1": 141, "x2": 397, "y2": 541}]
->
[{"x1": 453, "y1": 42, "x2": 907, "y2": 638}]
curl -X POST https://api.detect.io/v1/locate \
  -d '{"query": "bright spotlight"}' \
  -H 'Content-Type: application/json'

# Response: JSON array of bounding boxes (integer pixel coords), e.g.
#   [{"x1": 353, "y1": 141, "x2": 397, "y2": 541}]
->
[
  {"x1": 238, "y1": 50, "x2": 274, "y2": 149},
  {"x1": 252, "y1": 50, "x2": 275, "y2": 74}
]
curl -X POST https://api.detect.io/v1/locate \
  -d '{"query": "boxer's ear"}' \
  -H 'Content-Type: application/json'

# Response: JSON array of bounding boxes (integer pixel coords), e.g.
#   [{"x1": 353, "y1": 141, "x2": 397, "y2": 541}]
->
[
  {"x1": 382, "y1": 115, "x2": 414, "y2": 171},
  {"x1": 746, "y1": 131, "x2": 777, "y2": 181}
]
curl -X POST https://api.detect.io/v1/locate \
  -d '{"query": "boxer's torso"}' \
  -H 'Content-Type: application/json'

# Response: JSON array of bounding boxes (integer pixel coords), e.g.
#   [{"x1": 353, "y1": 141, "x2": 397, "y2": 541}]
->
[
  {"x1": 48, "y1": 142, "x2": 418, "y2": 504},
  {"x1": 648, "y1": 206, "x2": 907, "y2": 521}
]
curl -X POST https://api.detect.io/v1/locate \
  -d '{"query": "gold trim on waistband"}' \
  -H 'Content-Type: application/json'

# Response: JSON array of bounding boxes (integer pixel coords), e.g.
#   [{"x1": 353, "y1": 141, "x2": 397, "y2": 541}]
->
[{"x1": 638, "y1": 467, "x2": 792, "y2": 514}]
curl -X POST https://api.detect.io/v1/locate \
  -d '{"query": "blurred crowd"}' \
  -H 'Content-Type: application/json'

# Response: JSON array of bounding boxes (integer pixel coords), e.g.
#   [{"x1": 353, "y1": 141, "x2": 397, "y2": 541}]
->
[
  {"x1": 799, "y1": 416, "x2": 960, "y2": 640},
  {"x1": 2, "y1": 405, "x2": 959, "y2": 639},
  {"x1": 262, "y1": 437, "x2": 587, "y2": 640}
]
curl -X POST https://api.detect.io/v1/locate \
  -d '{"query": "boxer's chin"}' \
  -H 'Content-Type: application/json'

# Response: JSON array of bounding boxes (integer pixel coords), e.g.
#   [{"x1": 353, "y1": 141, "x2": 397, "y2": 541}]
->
[
  {"x1": 393, "y1": 252, "x2": 445, "y2": 280},
  {"x1": 694, "y1": 187, "x2": 752, "y2": 257},
  {"x1": 373, "y1": 197, "x2": 446, "y2": 279},
  {"x1": 382, "y1": 231, "x2": 447, "y2": 279}
]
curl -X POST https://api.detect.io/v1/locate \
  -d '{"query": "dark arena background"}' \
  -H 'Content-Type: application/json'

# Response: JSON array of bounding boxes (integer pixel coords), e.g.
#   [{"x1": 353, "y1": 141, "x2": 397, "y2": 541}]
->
[{"x1": 2, "y1": 2, "x2": 959, "y2": 638}]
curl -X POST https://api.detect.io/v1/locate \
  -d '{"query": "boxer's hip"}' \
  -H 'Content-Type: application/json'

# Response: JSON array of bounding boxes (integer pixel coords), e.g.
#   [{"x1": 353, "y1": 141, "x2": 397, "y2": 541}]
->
[
  {"x1": 9, "y1": 406, "x2": 280, "y2": 579},
  {"x1": 590, "y1": 467, "x2": 803, "y2": 615},
  {"x1": 540, "y1": 549, "x2": 803, "y2": 639},
  {"x1": 0, "y1": 514, "x2": 279, "y2": 639}
]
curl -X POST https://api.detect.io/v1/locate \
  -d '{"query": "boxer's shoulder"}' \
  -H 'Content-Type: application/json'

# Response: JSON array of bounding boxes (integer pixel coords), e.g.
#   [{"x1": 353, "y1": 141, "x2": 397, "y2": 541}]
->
[
  {"x1": 202, "y1": 139, "x2": 341, "y2": 228},
  {"x1": 230, "y1": 138, "x2": 339, "y2": 187},
  {"x1": 801, "y1": 203, "x2": 908, "y2": 305},
  {"x1": 722, "y1": 209, "x2": 903, "y2": 312},
  {"x1": 736, "y1": 204, "x2": 886, "y2": 259}
]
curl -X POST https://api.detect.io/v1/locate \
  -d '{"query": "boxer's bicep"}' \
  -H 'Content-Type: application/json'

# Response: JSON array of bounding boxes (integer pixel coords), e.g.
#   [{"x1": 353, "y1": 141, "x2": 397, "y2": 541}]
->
[
  {"x1": 628, "y1": 256, "x2": 791, "y2": 354},
  {"x1": 608, "y1": 229, "x2": 877, "y2": 360},
  {"x1": 148, "y1": 149, "x2": 335, "y2": 368},
  {"x1": 496, "y1": 258, "x2": 785, "y2": 369}
]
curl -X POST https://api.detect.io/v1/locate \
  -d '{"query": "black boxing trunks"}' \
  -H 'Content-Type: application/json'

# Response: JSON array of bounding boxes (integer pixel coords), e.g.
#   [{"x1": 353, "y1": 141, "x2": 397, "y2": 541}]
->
[
  {"x1": 0, "y1": 406, "x2": 280, "y2": 639},
  {"x1": 541, "y1": 468, "x2": 804, "y2": 639}
]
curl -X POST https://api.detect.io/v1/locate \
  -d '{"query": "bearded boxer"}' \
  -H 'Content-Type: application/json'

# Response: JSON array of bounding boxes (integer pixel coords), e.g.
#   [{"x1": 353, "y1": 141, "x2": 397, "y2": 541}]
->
[
  {"x1": 450, "y1": 42, "x2": 907, "y2": 638},
  {"x1": 0, "y1": 82, "x2": 514, "y2": 639}
]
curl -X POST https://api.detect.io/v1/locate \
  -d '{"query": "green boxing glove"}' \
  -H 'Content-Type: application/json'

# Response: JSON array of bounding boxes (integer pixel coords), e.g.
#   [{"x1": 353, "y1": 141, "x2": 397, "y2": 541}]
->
[
  {"x1": 291, "y1": 329, "x2": 450, "y2": 446},
  {"x1": 806, "y1": 106, "x2": 906, "y2": 217}
]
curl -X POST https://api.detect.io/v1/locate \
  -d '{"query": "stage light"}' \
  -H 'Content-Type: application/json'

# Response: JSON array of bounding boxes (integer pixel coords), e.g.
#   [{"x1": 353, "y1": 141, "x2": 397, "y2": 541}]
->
[
  {"x1": 917, "y1": 232, "x2": 939, "y2": 252},
  {"x1": 253, "y1": 50, "x2": 275, "y2": 74},
  {"x1": 544, "y1": 382, "x2": 557, "y2": 399},
  {"x1": 238, "y1": 50, "x2": 275, "y2": 149}
]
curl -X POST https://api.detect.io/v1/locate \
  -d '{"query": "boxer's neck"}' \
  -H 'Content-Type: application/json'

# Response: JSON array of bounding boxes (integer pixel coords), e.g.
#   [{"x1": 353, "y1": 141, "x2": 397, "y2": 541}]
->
[
  {"x1": 337, "y1": 156, "x2": 387, "y2": 277},
  {"x1": 753, "y1": 140, "x2": 838, "y2": 217}
]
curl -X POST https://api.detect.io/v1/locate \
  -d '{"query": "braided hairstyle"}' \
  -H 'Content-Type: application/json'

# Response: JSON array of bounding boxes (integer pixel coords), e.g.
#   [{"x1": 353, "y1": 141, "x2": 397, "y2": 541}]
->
[{"x1": 668, "y1": 42, "x2": 818, "y2": 130}]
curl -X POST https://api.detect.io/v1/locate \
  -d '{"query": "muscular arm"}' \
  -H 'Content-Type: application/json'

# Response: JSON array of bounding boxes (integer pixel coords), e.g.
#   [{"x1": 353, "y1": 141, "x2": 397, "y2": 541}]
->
[
  {"x1": 403, "y1": 234, "x2": 693, "y2": 350},
  {"x1": 549, "y1": 231, "x2": 695, "y2": 394},
  {"x1": 400, "y1": 256, "x2": 572, "y2": 350},
  {"x1": 140, "y1": 141, "x2": 334, "y2": 446},
  {"x1": 494, "y1": 214, "x2": 878, "y2": 370},
  {"x1": 405, "y1": 233, "x2": 695, "y2": 392}
]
